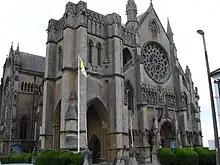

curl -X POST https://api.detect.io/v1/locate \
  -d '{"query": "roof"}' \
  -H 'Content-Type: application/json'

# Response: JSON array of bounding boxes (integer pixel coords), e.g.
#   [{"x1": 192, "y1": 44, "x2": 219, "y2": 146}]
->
[
  {"x1": 210, "y1": 68, "x2": 220, "y2": 77},
  {"x1": 18, "y1": 51, "x2": 45, "y2": 73},
  {"x1": 137, "y1": 12, "x2": 145, "y2": 21}
]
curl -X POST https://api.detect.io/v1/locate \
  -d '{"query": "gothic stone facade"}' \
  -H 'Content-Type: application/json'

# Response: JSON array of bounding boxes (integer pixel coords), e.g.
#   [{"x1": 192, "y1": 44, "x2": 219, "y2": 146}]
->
[
  {"x1": 0, "y1": 0, "x2": 203, "y2": 162},
  {"x1": 0, "y1": 45, "x2": 44, "y2": 153},
  {"x1": 40, "y1": 0, "x2": 203, "y2": 162}
]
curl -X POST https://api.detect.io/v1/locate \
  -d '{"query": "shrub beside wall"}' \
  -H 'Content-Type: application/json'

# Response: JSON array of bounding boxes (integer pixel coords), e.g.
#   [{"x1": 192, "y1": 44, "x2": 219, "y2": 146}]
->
[
  {"x1": 0, "y1": 150, "x2": 83, "y2": 165},
  {"x1": 157, "y1": 148, "x2": 177, "y2": 165},
  {"x1": 158, "y1": 147, "x2": 215, "y2": 165},
  {"x1": 0, "y1": 153, "x2": 31, "y2": 164},
  {"x1": 35, "y1": 149, "x2": 84, "y2": 165},
  {"x1": 174, "y1": 147, "x2": 199, "y2": 165},
  {"x1": 194, "y1": 147, "x2": 216, "y2": 165}
]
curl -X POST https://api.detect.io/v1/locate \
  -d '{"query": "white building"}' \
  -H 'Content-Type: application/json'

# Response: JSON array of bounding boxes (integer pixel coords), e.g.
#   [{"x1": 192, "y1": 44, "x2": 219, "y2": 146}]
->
[{"x1": 211, "y1": 68, "x2": 220, "y2": 130}]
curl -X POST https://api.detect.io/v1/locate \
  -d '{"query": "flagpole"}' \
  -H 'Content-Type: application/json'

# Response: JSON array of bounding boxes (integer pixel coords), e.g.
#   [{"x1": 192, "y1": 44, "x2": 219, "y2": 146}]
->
[
  {"x1": 129, "y1": 112, "x2": 134, "y2": 148},
  {"x1": 85, "y1": 105, "x2": 88, "y2": 147},
  {"x1": 77, "y1": 56, "x2": 80, "y2": 153}
]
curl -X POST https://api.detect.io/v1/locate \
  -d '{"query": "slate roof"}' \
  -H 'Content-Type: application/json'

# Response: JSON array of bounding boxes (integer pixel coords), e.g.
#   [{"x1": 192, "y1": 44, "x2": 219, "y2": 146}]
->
[
  {"x1": 18, "y1": 51, "x2": 45, "y2": 73},
  {"x1": 211, "y1": 68, "x2": 220, "y2": 77},
  {"x1": 137, "y1": 12, "x2": 145, "y2": 21}
]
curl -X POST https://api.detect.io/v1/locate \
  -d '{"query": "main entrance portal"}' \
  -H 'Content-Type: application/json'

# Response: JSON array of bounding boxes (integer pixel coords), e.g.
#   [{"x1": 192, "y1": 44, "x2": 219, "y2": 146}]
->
[
  {"x1": 88, "y1": 134, "x2": 101, "y2": 163},
  {"x1": 87, "y1": 98, "x2": 107, "y2": 163},
  {"x1": 160, "y1": 121, "x2": 176, "y2": 147}
]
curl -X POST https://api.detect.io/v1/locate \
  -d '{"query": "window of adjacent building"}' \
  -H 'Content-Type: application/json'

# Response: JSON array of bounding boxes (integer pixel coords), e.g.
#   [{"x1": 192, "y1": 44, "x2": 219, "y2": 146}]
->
[
  {"x1": 24, "y1": 83, "x2": 27, "y2": 91},
  {"x1": 31, "y1": 83, "x2": 33, "y2": 92},
  {"x1": 27, "y1": 83, "x2": 30, "y2": 92},
  {"x1": 21, "y1": 82, "x2": 24, "y2": 91}
]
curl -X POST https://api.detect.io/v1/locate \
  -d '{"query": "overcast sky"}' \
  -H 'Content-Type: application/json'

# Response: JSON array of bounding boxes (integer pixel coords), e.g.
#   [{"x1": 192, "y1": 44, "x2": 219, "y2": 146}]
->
[{"x1": 0, "y1": 0, "x2": 219, "y2": 147}]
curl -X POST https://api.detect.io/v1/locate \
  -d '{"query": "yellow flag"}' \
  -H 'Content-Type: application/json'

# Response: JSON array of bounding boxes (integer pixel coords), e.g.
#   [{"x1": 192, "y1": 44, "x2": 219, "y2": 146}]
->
[{"x1": 78, "y1": 56, "x2": 88, "y2": 77}]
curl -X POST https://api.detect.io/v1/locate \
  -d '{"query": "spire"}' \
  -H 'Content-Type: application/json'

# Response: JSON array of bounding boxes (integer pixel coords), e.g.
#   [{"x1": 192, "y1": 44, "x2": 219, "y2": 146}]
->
[
  {"x1": 167, "y1": 18, "x2": 173, "y2": 35},
  {"x1": 9, "y1": 42, "x2": 14, "y2": 58},
  {"x1": 11, "y1": 42, "x2": 13, "y2": 50},
  {"x1": 16, "y1": 43, "x2": 19, "y2": 52},
  {"x1": 167, "y1": 18, "x2": 174, "y2": 43},
  {"x1": 150, "y1": 0, "x2": 153, "y2": 6},
  {"x1": 126, "y1": 0, "x2": 137, "y2": 11}
]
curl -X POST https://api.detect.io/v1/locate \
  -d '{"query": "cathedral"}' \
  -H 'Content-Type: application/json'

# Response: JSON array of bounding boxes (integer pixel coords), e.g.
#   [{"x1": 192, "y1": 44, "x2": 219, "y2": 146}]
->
[{"x1": 0, "y1": 0, "x2": 203, "y2": 163}]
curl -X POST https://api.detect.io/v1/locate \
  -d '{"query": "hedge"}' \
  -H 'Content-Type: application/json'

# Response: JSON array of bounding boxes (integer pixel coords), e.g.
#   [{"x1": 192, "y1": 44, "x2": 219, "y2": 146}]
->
[
  {"x1": 157, "y1": 148, "x2": 177, "y2": 165},
  {"x1": 194, "y1": 147, "x2": 216, "y2": 165},
  {"x1": 158, "y1": 147, "x2": 216, "y2": 165},
  {"x1": 35, "y1": 149, "x2": 84, "y2": 165},
  {"x1": 0, "y1": 153, "x2": 31, "y2": 164},
  {"x1": 174, "y1": 147, "x2": 199, "y2": 165}
]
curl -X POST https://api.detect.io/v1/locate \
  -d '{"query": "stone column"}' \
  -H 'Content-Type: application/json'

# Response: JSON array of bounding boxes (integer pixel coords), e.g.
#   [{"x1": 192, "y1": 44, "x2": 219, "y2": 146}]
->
[
  {"x1": 174, "y1": 108, "x2": 182, "y2": 146},
  {"x1": 60, "y1": 26, "x2": 75, "y2": 149},
  {"x1": 40, "y1": 19, "x2": 57, "y2": 149},
  {"x1": 138, "y1": 106, "x2": 150, "y2": 161}
]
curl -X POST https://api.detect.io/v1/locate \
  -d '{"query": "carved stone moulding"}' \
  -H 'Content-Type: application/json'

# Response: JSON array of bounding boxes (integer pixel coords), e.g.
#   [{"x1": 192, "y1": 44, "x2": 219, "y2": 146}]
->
[{"x1": 140, "y1": 83, "x2": 176, "y2": 108}]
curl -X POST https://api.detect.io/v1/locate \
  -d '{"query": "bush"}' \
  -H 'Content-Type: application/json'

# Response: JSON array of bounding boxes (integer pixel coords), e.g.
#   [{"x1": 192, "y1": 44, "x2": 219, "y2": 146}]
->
[
  {"x1": 157, "y1": 148, "x2": 177, "y2": 165},
  {"x1": 194, "y1": 147, "x2": 216, "y2": 165},
  {"x1": 35, "y1": 149, "x2": 84, "y2": 165},
  {"x1": 0, "y1": 154, "x2": 10, "y2": 164},
  {"x1": 0, "y1": 153, "x2": 31, "y2": 164},
  {"x1": 174, "y1": 147, "x2": 199, "y2": 165}
]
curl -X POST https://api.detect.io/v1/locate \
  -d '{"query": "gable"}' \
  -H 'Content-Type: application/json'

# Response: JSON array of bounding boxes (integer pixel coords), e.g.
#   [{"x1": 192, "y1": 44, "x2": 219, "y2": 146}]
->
[{"x1": 137, "y1": 5, "x2": 171, "y2": 53}]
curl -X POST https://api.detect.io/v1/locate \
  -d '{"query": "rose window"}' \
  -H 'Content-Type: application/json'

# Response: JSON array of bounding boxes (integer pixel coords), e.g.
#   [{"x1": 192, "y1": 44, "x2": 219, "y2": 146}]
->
[{"x1": 141, "y1": 42, "x2": 171, "y2": 83}]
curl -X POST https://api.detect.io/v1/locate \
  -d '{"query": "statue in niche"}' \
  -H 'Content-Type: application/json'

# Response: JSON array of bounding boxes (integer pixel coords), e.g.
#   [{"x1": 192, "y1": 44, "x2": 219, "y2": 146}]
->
[{"x1": 157, "y1": 87, "x2": 164, "y2": 105}]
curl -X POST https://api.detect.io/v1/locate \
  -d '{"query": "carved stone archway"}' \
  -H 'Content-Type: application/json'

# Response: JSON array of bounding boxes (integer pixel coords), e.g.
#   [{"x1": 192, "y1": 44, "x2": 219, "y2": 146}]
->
[
  {"x1": 159, "y1": 120, "x2": 176, "y2": 147},
  {"x1": 53, "y1": 100, "x2": 61, "y2": 150},
  {"x1": 87, "y1": 98, "x2": 108, "y2": 163}
]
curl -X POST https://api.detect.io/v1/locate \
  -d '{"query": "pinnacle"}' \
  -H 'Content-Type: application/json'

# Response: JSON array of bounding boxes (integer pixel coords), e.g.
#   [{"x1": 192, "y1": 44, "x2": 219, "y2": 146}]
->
[{"x1": 167, "y1": 18, "x2": 173, "y2": 35}]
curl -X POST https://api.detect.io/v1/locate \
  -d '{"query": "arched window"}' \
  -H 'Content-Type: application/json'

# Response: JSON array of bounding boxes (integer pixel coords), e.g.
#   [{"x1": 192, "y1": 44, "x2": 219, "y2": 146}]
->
[
  {"x1": 88, "y1": 40, "x2": 94, "y2": 65},
  {"x1": 58, "y1": 46, "x2": 63, "y2": 71},
  {"x1": 96, "y1": 42, "x2": 102, "y2": 66},
  {"x1": 24, "y1": 83, "x2": 27, "y2": 91},
  {"x1": 4, "y1": 77, "x2": 9, "y2": 95},
  {"x1": 123, "y1": 48, "x2": 132, "y2": 71},
  {"x1": 21, "y1": 82, "x2": 24, "y2": 91},
  {"x1": 27, "y1": 83, "x2": 30, "y2": 92},
  {"x1": 182, "y1": 93, "x2": 189, "y2": 119},
  {"x1": 20, "y1": 115, "x2": 28, "y2": 139},
  {"x1": 30, "y1": 84, "x2": 33, "y2": 92},
  {"x1": 125, "y1": 81, "x2": 134, "y2": 113}
]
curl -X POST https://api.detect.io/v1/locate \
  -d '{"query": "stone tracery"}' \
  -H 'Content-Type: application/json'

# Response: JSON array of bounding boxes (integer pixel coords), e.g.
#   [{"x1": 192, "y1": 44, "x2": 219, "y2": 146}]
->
[
  {"x1": 141, "y1": 42, "x2": 171, "y2": 84},
  {"x1": 149, "y1": 19, "x2": 159, "y2": 36}
]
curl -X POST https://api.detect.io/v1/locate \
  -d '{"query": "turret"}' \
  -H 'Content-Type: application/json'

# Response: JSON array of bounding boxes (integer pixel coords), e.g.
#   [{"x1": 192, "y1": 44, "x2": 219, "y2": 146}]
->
[
  {"x1": 9, "y1": 42, "x2": 14, "y2": 60},
  {"x1": 14, "y1": 43, "x2": 21, "y2": 67},
  {"x1": 126, "y1": 0, "x2": 137, "y2": 29}
]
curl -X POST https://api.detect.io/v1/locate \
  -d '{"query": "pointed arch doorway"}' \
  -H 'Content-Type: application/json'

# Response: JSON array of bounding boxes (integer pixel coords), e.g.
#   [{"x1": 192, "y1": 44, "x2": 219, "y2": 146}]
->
[
  {"x1": 89, "y1": 134, "x2": 101, "y2": 163},
  {"x1": 160, "y1": 120, "x2": 176, "y2": 147},
  {"x1": 87, "y1": 98, "x2": 107, "y2": 164}
]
